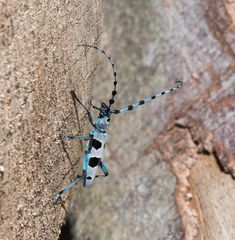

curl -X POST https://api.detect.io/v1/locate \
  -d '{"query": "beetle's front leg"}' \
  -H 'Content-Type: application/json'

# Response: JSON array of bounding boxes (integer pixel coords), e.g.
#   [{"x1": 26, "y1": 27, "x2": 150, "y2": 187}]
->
[{"x1": 70, "y1": 91, "x2": 96, "y2": 128}]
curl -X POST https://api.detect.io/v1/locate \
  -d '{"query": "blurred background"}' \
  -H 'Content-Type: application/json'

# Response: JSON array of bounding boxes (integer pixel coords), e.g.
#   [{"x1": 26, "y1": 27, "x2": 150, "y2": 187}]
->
[
  {"x1": 65, "y1": 1, "x2": 187, "y2": 239},
  {"x1": 63, "y1": 1, "x2": 235, "y2": 240}
]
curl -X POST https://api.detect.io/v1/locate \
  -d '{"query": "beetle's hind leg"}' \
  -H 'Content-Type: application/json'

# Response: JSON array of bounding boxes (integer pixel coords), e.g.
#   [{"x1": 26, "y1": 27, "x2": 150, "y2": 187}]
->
[
  {"x1": 60, "y1": 134, "x2": 90, "y2": 140},
  {"x1": 54, "y1": 175, "x2": 84, "y2": 204},
  {"x1": 95, "y1": 161, "x2": 109, "y2": 178}
]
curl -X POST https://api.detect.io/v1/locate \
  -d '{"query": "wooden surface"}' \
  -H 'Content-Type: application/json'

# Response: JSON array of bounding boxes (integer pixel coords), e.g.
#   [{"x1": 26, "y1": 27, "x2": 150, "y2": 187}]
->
[{"x1": 0, "y1": 1, "x2": 103, "y2": 239}]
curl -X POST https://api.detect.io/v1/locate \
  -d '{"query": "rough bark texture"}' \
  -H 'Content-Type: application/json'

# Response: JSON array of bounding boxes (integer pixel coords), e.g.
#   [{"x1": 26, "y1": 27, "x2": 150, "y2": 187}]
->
[
  {"x1": 0, "y1": 1, "x2": 103, "y2": 239},
  {"x1": 71, "y1": 1, "x2": 235, "y2": 240}
]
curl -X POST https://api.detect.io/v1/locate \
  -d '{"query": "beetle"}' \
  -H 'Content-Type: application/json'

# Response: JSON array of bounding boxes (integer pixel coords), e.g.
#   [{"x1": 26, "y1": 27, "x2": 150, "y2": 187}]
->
[{"x1": 54, "y1": 44, "x2": 182, "y2": 203}]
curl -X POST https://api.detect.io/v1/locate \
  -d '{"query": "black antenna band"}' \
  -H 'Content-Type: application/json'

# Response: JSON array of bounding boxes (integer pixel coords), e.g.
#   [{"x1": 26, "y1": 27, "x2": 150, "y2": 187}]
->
[{"x1": 111, "y1": 81, "x2": 183, "y2": 114}]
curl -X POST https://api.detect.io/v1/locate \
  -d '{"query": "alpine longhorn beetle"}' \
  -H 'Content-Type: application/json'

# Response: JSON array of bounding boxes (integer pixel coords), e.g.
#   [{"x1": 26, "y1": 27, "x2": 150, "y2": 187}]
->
[{"x1": 54, "y1": 44, "x2": 183, "y2": 203}]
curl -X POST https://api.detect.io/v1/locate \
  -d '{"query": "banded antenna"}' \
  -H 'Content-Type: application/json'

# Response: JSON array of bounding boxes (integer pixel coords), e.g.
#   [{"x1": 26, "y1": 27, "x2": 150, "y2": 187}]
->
[
  {"x1": 111, "y1": 81, "x2": 183, "y2": 114},
  {"x1": 78, "y1": 44, "x2": 117, "y2": 108}
]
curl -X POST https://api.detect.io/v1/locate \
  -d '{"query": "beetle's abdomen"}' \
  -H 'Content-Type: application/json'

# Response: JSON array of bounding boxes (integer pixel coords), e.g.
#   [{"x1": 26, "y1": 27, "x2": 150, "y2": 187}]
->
[{"x1": 83, "y1": 130, "x2": 108, "y2": 187}]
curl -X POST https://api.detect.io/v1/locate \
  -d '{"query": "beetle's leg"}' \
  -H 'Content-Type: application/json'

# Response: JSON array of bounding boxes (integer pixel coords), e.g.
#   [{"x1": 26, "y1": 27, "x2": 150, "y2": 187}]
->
[
  {"x1": 95, "y1": 160, "x2": 109, "y2": 178},
  {"x1": 54, "y1": 175, "x2": 84, "y2": 204},
  {"x1": 100, "y1": 161, "x2": 109, "y2": 176},
  {"x1": 70, "y1": 90, "x2": 95, "y2": 127},
  {"x1": 61, "y1": 135, "x2": 90, "y2": 140}
]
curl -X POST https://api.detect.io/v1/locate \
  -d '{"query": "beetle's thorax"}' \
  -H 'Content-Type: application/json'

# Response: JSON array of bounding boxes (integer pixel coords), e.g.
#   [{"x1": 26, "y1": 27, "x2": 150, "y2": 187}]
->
[
  {"x1": 95, "y1": 102, "x2": 111, "y2": 131},
  {"x1": 95, "y1": 116, "x2": 110, "y2": 131}
]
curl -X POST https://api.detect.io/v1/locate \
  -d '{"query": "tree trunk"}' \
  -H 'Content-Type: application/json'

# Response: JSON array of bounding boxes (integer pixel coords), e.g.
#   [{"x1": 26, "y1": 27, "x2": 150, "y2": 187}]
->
[
  {"x1": 71, "y1": 1, "x2": 235, "y2": 240},
  {"x1": 0, "y1": 1, "x2": 103, "y2": 239}
]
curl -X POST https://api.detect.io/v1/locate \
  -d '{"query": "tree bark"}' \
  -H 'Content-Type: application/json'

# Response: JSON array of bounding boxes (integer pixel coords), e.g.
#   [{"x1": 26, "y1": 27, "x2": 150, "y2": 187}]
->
[
  {"x1": 0, "y1": 1, "x2": 103, "y2": 239},
  {"x1": 71, "y1": 1, "x2": 235, "y2": 240}
]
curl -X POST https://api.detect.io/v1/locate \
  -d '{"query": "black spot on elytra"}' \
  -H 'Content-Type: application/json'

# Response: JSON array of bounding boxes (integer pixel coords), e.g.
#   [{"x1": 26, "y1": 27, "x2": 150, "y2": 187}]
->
[
  {"x1": 92, "y1": 139, "x2": 102, "y2": 150},
  {"x1": 151, "y1": 95, "x2": 156, "y2": 99},
  {"x1": 139, "y1": 100, "x2": 145, "y2": 105},
  {"x1": 89, "y1": 157, "x2": 101, "y2": 167},
  {"x1": 87, "y1": 176, "x2": 92, "y2": 180}
]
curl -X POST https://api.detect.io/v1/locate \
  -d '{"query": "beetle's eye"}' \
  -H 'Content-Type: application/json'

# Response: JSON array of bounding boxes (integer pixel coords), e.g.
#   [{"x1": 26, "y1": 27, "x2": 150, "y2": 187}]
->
[{"x1": 107, "y1": 118, "x2": 110, "y2": 122}]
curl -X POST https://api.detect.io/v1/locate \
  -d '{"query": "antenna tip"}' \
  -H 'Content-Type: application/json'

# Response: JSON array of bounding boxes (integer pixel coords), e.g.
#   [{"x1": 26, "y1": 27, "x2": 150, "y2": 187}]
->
[{"x1": 175, "y1": 80, "x2": 183, "y2": 86}]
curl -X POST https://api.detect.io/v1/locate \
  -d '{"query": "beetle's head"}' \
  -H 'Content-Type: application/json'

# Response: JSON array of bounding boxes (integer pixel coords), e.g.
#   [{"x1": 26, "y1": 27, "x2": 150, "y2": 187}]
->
[{"x1": 96, "y1": 102, "x2": 110, "y2": 130}]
